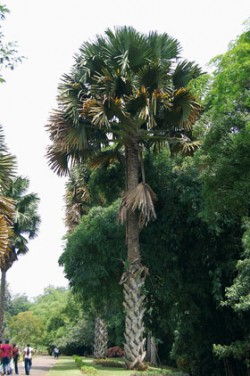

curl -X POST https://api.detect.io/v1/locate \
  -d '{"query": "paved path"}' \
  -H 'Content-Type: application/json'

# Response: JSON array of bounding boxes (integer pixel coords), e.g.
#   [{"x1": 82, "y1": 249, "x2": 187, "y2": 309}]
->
[{"x1": 17, "y1": 356, "x2": 58, "y2": 376}]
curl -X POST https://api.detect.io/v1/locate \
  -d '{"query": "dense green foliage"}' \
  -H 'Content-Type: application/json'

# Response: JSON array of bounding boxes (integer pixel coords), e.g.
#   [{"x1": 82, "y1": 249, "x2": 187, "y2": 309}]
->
[{"x1": 199, "y1": 30, "x2": 250, "y2": 226}]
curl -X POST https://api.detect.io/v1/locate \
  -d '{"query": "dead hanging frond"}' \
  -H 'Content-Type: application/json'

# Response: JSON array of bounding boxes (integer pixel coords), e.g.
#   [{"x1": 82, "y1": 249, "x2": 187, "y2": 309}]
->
[{"x1": 119, "y1": 182, "x2": 157, "y2": 228}]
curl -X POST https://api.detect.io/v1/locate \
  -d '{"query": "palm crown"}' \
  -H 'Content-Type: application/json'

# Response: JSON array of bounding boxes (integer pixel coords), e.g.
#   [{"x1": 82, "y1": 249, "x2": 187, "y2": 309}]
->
[{"x1": 47, "y1": 26, "x2": 202, "y2": 176}]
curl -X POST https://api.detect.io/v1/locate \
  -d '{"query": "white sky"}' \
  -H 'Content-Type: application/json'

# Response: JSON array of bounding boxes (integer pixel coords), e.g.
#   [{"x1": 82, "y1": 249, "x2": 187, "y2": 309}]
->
[{"x1": 0, "y1": 0, "x2": 249, "y2": 299}]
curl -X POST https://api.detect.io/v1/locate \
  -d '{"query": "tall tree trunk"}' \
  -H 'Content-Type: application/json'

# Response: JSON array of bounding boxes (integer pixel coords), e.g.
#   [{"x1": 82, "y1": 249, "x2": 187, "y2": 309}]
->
[
  {"x1": 94, "y1": 316, "x2": 108, "y2": 358},
  {"x1": 0, "y1": 269, "x2": 7, "y2": 338},
  {"x1": 146, "y1": 334, "x2": 158, "y2": 366},
  {"x1": 120, "y1": 143, "x2": 148, "y2": 370},
  {"x1": 150, "y1": 336, "x2": 158, "y2": 366}
]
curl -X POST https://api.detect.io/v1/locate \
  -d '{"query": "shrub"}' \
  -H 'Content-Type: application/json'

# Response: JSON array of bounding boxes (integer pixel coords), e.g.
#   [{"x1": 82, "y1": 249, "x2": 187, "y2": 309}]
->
[
  {"x1": 73, "y1": 355, "x2": 83, "y2": 368},
  {"x1": 107, "y1": 346, "x2": 124, "y2": 357},
  {"x1": 81, "y1": 365, "x2": 97, "y2": 375},
  {"x1": 93, "y1": 358, "x2": 124, "y2": 368},
  {"x1": 176, "y1": 355, "x2": 190, "y2": 372}
]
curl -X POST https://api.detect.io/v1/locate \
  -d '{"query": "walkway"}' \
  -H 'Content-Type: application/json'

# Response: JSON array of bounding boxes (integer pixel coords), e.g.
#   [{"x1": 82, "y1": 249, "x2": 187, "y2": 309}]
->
[{"x1": 17, "y1": 356, "x2": 58, "y2": 376}]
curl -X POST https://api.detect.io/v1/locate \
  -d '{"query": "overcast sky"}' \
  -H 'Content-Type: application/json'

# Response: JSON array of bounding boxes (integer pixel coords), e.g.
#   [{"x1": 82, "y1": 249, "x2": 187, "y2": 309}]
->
[{"x1": 0, "y1": 0, "x2": 249, "y2": 299}]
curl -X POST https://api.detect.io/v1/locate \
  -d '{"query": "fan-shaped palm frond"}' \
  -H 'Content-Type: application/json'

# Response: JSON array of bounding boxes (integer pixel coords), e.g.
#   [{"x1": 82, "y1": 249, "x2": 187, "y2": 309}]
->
[
  {"x1": 0, "y1": 195, "x2": 15, "y2": 268},
  {"x1": 65, "y1": 164, "x2": 91, "y2": 230},
  {"x1": 147, "y1": 31, "x2": 182, "y2": 61},
  {"x1": 172, "y1": 60, "x2": 203, "y2": 89},
  {"x1": 3, "y1": 176, "x2": 40, "y2": 257},
  {"x1": 88, "y1": 146, "x2": 124, "y2": 169},
  {"x1": 0, "y1": 126, "x2": 16, "y2": 189},
  {"x1": 169, "y1": 135, "x2": 202, "y2": 156},
  {"x1": 168, "y1": 88, "x2": 202, "y2": 131},
  {"x1": 0, "y1": 214, "x2": 12, "y2": 258}
]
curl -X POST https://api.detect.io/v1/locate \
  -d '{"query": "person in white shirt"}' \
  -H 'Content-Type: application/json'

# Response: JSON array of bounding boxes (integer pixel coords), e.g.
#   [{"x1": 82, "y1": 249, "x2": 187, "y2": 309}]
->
[{"x1": 23, "y1": 344, "x2": 34, "y2": 375}]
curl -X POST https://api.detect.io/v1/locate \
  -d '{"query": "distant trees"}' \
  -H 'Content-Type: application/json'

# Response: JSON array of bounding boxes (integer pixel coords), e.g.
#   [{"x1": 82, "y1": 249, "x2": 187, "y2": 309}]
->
[{"x1": 6, "y1": 286, "x2": 93, "y2": 355}]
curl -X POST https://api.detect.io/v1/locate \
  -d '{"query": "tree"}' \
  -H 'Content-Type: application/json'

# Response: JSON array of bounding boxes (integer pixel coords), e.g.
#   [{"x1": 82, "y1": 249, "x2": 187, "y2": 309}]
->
[
  {"x1": 46, "y1": 26, "x2": 202, "y2": 369},
  {"x1": 63, "y1": 163, "x2": 126, "y2": 358},
  {"x1": 213, "y1": 219, "x2": 250, "y2": 373},
  {"x1": 0, "y1": 176, "x2": 40, "y2": 336},
  {"x1": 0, "y1": 125, "x2": 16, "y2": 337},
  {"x1": 194, "y1": 27, "x2": 250, "y2": 375},
  {"x1": 8, "y1": 310, "x2": 43, "y2": 349},
  {"x1": 60, "y1": 200, "x2": 126, "y2": 354},
  {"x1": 0, "y1": 4, "x2": 23, "y2": 83}
]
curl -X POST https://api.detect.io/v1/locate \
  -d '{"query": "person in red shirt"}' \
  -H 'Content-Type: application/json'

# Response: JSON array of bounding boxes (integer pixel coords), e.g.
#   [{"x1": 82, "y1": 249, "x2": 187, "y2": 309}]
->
[{"x1": 1, "y1": 339, "x2": 12, "y2": 375}]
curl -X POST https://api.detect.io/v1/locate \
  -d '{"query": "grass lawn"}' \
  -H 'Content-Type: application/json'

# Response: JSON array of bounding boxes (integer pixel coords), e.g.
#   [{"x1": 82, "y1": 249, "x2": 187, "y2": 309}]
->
[
  {"x1": 49, "y1": 357, "x2": 82, "y2": 376},
  {"x1": 49, "y1": 356, "x2": 184, "y2": 376}
]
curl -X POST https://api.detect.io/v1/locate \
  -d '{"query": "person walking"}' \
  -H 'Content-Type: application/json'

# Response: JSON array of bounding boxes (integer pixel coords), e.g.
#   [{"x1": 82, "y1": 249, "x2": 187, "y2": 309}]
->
[
  {"x1": 1, "y1": 339, "x2": 12, "y2": 375},
  {"x1": 23, "y1": 344, "x2": 34, "y2": 375},
  {"x1": 53, "y1": 347, "x2": 59, "y2": 359},
  {"x1": 12, "y1": 343, "x2": 19, "y2": 375}
]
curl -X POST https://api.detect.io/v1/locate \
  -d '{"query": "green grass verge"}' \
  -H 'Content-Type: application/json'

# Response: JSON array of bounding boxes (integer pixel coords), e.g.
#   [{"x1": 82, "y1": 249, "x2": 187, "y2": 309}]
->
[
  {"x1": 48, "y1": 357, "x2": 82, "y2": 376},
  {"x1": 48, "y1": 356, "x2": 183, "y2": 376},
  {"x1": 76, "y1": 357, "x2": 182, "y2": 376}
]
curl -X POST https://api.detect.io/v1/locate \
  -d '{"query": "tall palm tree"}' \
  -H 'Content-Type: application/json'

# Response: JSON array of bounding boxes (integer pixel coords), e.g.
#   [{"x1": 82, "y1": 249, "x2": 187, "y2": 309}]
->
[
  {"x1": 0, "y1": 124, "x2": 16, "y2": 337},
  {"x1": 0, "y1": 176, "x2": 40, "y2": 336},
  {"x1": 46, "y1": 26, "x2": 202, "y2": 369}
]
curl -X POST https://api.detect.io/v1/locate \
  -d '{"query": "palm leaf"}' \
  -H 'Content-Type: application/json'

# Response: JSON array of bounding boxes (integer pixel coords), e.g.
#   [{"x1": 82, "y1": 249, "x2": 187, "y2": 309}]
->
[
  {"x1": 172, "y1": 60, "x2": 203, "y2": 89},
  {"x1": 169, "y1": 136, "x2": 202, "y2": 156},
  {"x1": 0, "y1": 214, "x2": 10, "y2": 256},
  {"x1": 147, "y1": 31, "x2": 182, "y2": 60},
  {"x1": 171, "y1": 88, "x2": 202, "y2": 130},
  {"x1": 88, "y1": 146, "x2": 124, "y2": 169}
]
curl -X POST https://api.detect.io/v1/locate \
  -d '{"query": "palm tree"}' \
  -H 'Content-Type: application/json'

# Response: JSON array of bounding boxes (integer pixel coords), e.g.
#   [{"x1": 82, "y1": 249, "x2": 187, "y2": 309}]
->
[
  {"x1": 0, "y1": 124, "x2": 16, "y2": 337},
  {"x1": 46, "y1": 26, "x2": 202, "y2": 369},
  {"x1": 0, "y1": 176, "x2": 40, "y2": 336},
  {"x1": 64, "y1": 164, "x2": 91, "y2": 232}
]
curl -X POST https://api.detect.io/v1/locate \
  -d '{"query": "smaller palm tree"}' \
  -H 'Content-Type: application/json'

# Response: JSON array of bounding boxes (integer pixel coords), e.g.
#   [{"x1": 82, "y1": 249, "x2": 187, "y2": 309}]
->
[{"x1": 0, "y1": 176, "x2": 40, "y2": 336}]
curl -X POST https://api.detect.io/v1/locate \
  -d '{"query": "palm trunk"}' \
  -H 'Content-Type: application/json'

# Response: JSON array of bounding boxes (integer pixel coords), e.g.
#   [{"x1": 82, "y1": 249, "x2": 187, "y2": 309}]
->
[
  {"x1": 0, "y1": 269, "x2": 7, "y2": 338},
  {"x1": 120, "y1": 143, "x2": 148, "y2": 370},
  {"x1": 94, "y1": 316, "x2": 108, "y2": 358}
]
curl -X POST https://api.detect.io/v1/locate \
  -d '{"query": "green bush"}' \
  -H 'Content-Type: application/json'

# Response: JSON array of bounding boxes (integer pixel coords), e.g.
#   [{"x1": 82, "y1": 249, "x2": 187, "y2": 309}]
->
[
  {"x1": 73, "y1": 355, "x2": 84, "y2": 368},
  {"x1": 81, "y1": 365, "x2": 98, "y2": 375}
]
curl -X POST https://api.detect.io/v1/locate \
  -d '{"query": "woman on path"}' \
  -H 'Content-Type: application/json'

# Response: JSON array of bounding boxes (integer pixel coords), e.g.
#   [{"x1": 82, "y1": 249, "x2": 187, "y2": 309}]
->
[
  {"x1": 12, "y1": 343, "x2": 19, "y2": 375},
  {"x1": 23, "y1": 344, "x2": 34, "y2": 375}
]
